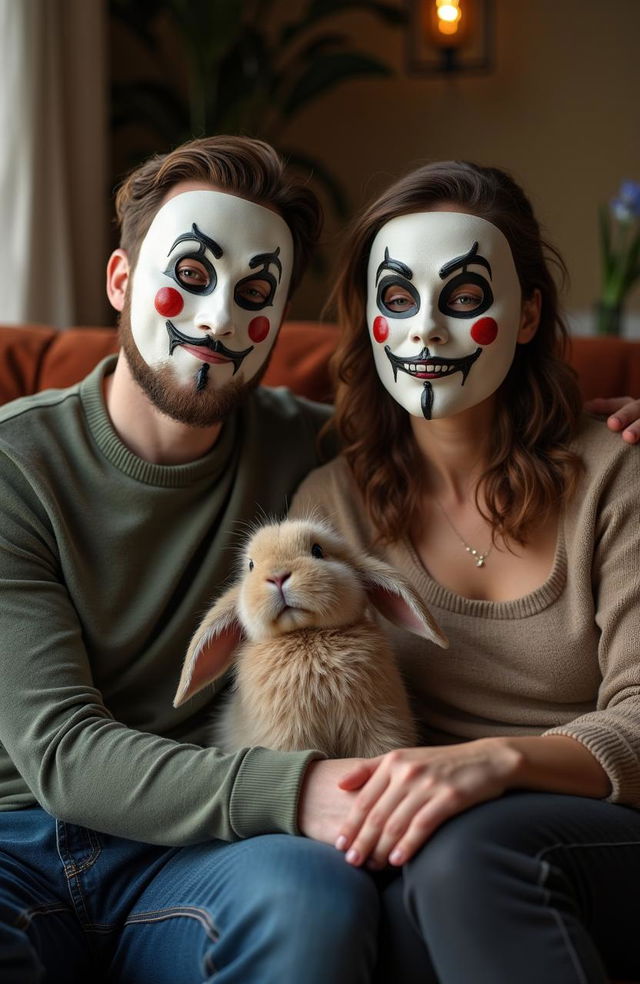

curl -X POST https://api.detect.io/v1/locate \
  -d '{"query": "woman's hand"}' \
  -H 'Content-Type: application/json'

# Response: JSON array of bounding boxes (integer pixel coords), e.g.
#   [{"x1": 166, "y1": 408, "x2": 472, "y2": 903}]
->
[
  {"x1": 333, "y1": 739, "x2": 521, "y2": 869},
  {"x1": 584, "y1": 395, "x2": 640, "y2": 444}
]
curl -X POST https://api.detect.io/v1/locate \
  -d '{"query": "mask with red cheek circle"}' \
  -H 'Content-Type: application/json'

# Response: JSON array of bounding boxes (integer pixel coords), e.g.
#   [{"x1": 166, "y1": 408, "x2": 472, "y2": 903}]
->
[
  {"x1": 366, "y1": 211, "x2": 523, "y2": 420},
  {"x1": 129, "y1": 189, "x2": 294, "y2": 390}
]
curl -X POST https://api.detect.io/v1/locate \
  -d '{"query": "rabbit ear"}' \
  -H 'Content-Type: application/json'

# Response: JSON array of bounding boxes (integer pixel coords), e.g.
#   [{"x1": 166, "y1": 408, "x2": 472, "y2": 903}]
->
[
  {"x1": 358, "y1": 555, "x2": 449, "y2": 649},
  {"x1": 173, "y1": 585, "x2": 244, "y2": 708}
]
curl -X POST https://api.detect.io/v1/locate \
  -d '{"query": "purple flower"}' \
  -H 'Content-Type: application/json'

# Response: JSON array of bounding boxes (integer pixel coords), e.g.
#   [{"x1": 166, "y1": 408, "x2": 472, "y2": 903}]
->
[{"x1": 611, "y1": 179, "x2": 640, "y2": 221}]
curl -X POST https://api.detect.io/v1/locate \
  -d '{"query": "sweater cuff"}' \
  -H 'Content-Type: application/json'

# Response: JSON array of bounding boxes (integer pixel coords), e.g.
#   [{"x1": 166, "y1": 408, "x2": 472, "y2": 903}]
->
[
  {"x1": 544, "y1": 722, "x2": 640, "y2": 804},
  {"x1": 228, "y1": 746, "x2": 325, "y2": 838}
]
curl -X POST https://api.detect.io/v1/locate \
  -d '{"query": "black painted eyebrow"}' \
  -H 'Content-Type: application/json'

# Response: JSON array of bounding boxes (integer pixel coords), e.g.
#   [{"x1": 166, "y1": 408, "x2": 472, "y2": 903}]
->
[
  {"x1": 168, "y1": 223, "x2": 223, "y2": 259},
  {"x1": 375, "y1": 247, "x2": 413, "y2": 286},
  {"x1": 249, "y1": 247, "x2": 282, "y2": 283},
  {"x1": 439, "y1": 241, "x2": 492, "y2": 280}
]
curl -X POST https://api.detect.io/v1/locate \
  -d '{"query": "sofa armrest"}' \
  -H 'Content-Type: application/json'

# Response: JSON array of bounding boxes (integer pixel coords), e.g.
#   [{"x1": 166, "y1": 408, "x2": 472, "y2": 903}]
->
[
  {"x1": 0, "y1": 324, "x2": 58, "y2": 404},
  {"x1": 38, "y1": 328, "x2": 119, "y2": 391}
]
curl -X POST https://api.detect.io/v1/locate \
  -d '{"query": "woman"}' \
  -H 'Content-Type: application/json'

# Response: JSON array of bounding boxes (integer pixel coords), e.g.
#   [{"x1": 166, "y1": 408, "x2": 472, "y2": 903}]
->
[{"x1": 291, "y1": 161, "x2": 640, "y2": 983}]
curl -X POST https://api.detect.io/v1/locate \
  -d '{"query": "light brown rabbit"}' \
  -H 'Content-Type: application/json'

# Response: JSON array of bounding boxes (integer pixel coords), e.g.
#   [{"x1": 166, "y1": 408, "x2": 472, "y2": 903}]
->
[{"x1": 174, "y1": 518, "x2": 448, "y2": 758}]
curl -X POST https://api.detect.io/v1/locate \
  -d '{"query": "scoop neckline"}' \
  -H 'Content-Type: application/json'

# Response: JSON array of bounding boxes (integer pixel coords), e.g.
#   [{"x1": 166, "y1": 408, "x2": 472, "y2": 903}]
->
[{"x1": 401, "y1": 522, "x2": 567, "y2": 620}]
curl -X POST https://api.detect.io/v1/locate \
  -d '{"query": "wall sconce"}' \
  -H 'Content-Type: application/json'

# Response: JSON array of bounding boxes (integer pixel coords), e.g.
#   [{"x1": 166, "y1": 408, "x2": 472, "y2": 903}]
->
[{"x1": 405, "y1": 0, "x2": 494, "y2": 76}]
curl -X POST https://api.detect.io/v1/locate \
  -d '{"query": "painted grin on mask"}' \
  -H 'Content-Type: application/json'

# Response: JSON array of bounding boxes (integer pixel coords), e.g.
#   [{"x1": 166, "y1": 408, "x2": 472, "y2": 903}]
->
[
  {"x1": 384, "y1": 345, "x2": 482, "y2": 384},
  {"x1": 165, "y1": 320, "x2": 254, "y2": 374}
]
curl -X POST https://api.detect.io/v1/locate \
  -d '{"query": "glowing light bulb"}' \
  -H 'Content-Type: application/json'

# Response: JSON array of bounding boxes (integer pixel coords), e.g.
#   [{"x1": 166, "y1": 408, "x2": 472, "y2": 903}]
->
[
  {"x1": 436, "y1": 1, "x2": 462, "y2": 36},
  {"x1": 438, "y1": 4, "x2": 460, "y2": 21}
]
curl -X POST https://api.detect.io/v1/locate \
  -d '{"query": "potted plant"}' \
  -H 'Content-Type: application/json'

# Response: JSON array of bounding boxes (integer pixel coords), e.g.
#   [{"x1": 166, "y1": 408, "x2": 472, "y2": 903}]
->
[
  {"x1": 110, "y1": 0, "x2": 405, "y2": 220},
  {"x1": 597, "y1": 179, "x2": 640, "y2": 335}
]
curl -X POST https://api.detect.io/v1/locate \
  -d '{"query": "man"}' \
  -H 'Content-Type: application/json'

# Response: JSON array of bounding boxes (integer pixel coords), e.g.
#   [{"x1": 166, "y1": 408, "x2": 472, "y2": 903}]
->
[{"x1": 0, "y1": 136, "x2": 377, "y2": 984}]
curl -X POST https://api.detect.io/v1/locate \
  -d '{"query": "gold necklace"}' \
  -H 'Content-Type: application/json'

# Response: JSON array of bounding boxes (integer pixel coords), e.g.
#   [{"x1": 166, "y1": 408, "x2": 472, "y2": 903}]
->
[{"x1": 434, "y1": 499, "x2": 494, "y2": 568}]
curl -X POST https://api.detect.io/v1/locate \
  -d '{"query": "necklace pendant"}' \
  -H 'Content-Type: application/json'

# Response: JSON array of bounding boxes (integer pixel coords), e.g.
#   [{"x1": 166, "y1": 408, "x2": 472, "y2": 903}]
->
[{"x1": 434, "y1": 498, "x2": 492, "y2": 568}]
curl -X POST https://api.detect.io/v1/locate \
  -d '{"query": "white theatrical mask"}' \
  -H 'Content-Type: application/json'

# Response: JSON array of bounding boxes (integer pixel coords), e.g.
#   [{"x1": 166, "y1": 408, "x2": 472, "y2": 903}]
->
[
  {"x1": 366, "y1": 211, "x2": 522, "y2": 419},
  {"x1": 130, "y1": 190, "x2": 294, "y2": 391}
]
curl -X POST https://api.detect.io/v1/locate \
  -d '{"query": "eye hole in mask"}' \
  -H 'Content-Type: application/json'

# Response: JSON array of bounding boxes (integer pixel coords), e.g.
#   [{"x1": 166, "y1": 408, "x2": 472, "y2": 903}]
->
[
  {"x1": 377, "y1": 276, "x2": 421, "y2": 319},
  {"x1": 234, "y1": 271, "x2": 277, "y2": 311},
  {"x1": 438, "y1": 272, "x2": 493, "y2": 319},
  {"x1": 164, "y1": 249, "x2": 217, "y2": 296}
]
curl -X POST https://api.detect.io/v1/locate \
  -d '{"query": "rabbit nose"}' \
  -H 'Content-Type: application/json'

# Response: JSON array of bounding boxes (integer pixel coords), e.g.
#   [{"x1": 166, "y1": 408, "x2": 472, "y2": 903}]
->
[{"x1": 267, "y1": 572, "x2": 291, "y2": 589}]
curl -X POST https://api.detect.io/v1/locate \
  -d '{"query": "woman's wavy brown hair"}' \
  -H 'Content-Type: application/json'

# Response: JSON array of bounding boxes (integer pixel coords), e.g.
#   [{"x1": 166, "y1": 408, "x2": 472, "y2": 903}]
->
[{"x1": 331, "y1": 161, "x2": 583, "y2": 546}]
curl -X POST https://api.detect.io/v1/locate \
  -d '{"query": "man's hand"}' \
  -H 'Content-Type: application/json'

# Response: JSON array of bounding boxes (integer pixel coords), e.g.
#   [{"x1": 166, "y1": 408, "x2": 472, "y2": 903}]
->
[
  {"x1": 585, "y1": 396, "x2": 640, "y2": 444},
  {"x1": 297, "y1": 758, "x2": 370, "y2": 844}
]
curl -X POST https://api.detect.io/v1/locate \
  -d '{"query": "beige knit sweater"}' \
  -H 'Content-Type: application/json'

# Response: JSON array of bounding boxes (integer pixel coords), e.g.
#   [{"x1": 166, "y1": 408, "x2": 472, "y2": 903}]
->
[{"x1": 290, "y1": 415, "x2": 640, "y2": 807}]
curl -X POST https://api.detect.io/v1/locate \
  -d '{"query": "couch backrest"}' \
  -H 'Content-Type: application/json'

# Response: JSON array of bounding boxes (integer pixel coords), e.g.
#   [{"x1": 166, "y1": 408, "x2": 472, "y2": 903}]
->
[
  {"x1": 0, "y1": 322, "x2": 338, "y2": 406},
  {"x1": 0, "y1": 322, "x2": 639, "y2": 406}
]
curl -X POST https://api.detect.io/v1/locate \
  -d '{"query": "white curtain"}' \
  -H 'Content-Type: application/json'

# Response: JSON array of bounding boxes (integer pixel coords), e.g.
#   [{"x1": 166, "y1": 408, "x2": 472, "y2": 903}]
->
[{"x1": 0, "y1": 0, "x2": 108, "y2": 327}]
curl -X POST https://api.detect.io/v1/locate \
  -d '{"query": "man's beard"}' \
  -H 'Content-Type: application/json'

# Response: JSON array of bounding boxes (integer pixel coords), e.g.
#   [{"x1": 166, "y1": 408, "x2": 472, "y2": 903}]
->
[{"x1": 118, "y1": 302, "x2": 271, "y2": 428}]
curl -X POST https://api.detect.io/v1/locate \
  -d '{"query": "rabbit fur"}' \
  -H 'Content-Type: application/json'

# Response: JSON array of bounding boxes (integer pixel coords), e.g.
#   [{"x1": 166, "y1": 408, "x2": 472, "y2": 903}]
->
[{"x1": 174, "y1": 518, "x2": 448, "y2": 758}]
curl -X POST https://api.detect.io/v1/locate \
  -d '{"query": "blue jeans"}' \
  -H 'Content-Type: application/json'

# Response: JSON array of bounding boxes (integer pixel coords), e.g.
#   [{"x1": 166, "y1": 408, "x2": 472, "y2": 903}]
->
[{"x1": 0, "y1": 807, "x2": 379, "y2": 983}]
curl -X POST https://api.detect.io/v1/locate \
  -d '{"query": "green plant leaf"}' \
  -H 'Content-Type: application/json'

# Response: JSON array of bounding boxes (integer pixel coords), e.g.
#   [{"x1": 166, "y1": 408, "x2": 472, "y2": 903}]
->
[
  {"x1": 282, "y1": 52, "x2": 392, "y2": 117},
  {"x1": 279, "y1": 147, "x2": 350, "y2": 218},
  {"x1": 598, "y1": 204, "x2": 612, "y2": 272},
  {"x1": 109, "y1": 0, "x2": 164, "y2": 48},
  {"x1": 295, "y1": 32, "x2": 351, "y2": 59},
  {"x1": 307, "y1": 0, "x2": 407, "y2": 23},
  {"x1": 214, "y1": 28, "x2": 273, "y2": 130},
  {"x1": 281, "y1": 0, "x2": 407, "y2": 46},
  {"x1": 166, "y1": 0, "x2": 246, "y2": 66},
  {"x1": 111, "y1": 81, "x2": 189, "y2": 144},
  {"x1": 621, "y1": 233, "x2": 640, "y2": 294},
  {"x1": 268, "y1": 33, "x2": 351, "y2": 101}
]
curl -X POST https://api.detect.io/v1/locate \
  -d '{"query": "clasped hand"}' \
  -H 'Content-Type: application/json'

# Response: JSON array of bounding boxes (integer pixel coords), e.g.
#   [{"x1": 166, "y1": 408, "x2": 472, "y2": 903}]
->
[{"x1": 299, "y1": 739, "x2": 520, "y2": 869}]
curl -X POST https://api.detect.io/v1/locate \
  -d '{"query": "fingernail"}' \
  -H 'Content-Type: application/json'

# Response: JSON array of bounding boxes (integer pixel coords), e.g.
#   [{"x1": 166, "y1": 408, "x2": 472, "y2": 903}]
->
[
  {"x1": 345, "y1": 848, "x2": 359, "y2": 864},
  {"x1": 335, "y1": 835, "x2": 347, "y2": 851},
  {"x1": 389, "y1": 849, "x2": 403, "y2": 865}
]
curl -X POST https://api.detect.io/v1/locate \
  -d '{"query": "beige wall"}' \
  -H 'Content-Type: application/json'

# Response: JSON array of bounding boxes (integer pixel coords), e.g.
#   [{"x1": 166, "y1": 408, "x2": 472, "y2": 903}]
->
[{"x1": 281, "y1": 0, "x2": 640, "y2": 330}]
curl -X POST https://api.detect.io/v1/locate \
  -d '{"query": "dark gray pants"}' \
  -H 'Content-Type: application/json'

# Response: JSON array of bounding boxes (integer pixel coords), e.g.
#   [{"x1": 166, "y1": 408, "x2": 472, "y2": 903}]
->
[{"x1": 377, "y1": 792, "x2": 640, "y2": 983}]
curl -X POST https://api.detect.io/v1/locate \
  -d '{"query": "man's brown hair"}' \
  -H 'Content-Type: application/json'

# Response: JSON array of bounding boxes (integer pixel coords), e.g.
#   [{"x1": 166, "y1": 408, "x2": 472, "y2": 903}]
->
[{"x1": 114, "y1": 135, "x2": 322, "y2": 295}]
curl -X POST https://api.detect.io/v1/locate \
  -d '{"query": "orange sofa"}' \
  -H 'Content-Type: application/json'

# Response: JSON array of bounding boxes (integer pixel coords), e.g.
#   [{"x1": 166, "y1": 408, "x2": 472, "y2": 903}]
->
[{"x1": 1, "y1": 321, "x2": 640, "y2": 407}]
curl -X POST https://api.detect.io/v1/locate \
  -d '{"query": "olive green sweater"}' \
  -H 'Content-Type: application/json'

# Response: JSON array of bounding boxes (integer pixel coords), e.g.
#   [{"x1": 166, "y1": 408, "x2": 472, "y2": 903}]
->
[
  {"x1": 290, "y1": 417, "x2": 640, "y2": 806},
  {"x1": 0, "y1": 357, "x2": 331, "y2": 844}
]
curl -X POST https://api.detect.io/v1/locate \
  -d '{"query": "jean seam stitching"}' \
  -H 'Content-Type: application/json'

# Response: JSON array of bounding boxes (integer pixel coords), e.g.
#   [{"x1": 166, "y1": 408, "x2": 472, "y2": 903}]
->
[
  {"x1": 67, "y1": 833, "x2": 103, "y2": 876},
  {"x1": 535, "y1": 839, "x2": 640, "y2": 862},
  {"x1": 203, "y1": 949, "x2": 218, "y2": 976},
  {"x1": 537, "y1": 852, "x2": 590, "y2": 984},
  {"x1": 55, "y1": 821, "x2": 103, "y2": 876},
  {"x1": 14, "y1": 903, "x2": 72, "y2": 930},
  {"x1": 124, "y1": 905, "x2": 220, "y2": 942}
]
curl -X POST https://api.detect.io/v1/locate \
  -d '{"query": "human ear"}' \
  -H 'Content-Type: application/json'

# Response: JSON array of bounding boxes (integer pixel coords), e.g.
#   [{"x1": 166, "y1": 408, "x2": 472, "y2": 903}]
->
[
  {"x1": 106, "y1": 249, "x2": 130, "y2": 313},
  {"x1": 517, "y1": 288, "x2": 541, "y2": 344}
]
